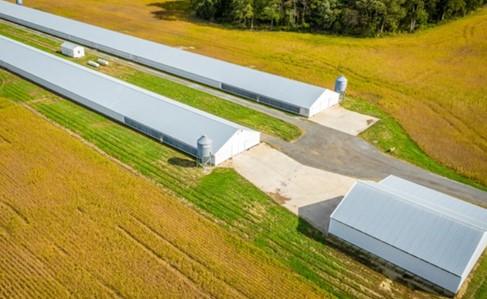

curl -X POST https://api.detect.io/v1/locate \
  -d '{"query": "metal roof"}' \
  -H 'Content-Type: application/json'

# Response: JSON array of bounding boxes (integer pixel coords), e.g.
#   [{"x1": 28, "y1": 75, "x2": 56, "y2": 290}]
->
[
  {"x1": 0, "y1": 0, "x2": 329, "y2": 110},
  {"x1": 331, "y1": 177, "x2": 487, "y2": 276},
  {"x1": 380, "y1": 176, "x2": 487, "y2": 231},
  {"x1": 0, "y1": 35, "x2": 258, "y2": 157},
  {"x1": 61, "y1": 41, "x2": 82, "y2": 50}
]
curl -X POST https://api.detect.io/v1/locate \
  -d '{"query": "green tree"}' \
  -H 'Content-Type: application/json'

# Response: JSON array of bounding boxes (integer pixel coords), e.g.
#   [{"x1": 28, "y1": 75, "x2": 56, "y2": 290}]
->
[
  {"x1": 261, "y1": 0, "x2": 281, "y2": 27},
  {"x1": 191, "y1": 0, "x2": 220, "y2": 20},
  {"x1": 230, "y1": 0, "x2": 255, "y2": 27},
  {"x1": 308, "y1": 0, "x2": 338, "y2": 30},
  {"x1": 440, "y1": 0, "x2": 467, "y2": 19},
  {"x1": 380, "y1": 0, "x2": 406, "y2": 33},
  {"x1": 403, "y1": 0, "x2": 428, "y2": 32}
]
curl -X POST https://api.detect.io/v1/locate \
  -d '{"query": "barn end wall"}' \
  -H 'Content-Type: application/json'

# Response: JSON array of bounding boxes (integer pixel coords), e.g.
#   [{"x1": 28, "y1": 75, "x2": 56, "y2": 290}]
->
[
  {"x1": 214, "y1": 129, "x2": 260, "y2": 165},
  {"x1": 328, "y1": 218, "x2": 462, "y2": 293},
  {"x1": 309, "y1": 89, "x2": 340, "y2": 117},
  {"x1": 459, "y1": 232, "x2": 487, "y2": 289}
]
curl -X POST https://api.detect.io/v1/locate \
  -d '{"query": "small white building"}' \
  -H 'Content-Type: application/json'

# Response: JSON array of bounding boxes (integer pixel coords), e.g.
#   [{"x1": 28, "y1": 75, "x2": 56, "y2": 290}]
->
[
  {"x1": 61, "y1": 41, "x2": 84, "y2": 58},
  {"x1": 329, "y1": 175, "x2": 487, "y2": 294}
]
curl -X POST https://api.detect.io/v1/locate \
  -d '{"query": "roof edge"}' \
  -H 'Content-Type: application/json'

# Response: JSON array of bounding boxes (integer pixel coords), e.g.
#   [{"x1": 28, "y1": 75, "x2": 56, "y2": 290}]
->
[
  {"x1": 379, "y1": 176, "x2": 487, "y2": 231},
  {"x1": 356, "y1": 180, "x2": 486, "y2": 233}
]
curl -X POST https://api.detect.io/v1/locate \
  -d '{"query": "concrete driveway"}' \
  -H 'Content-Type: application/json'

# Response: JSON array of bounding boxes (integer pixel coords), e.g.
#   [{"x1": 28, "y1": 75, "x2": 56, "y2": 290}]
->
[
  {"x1": 231, "y1": 144, "x2": 356, "y2": 234},
  {"x1": 310, "y1": 106, "x2": 378, "y2": 136}
]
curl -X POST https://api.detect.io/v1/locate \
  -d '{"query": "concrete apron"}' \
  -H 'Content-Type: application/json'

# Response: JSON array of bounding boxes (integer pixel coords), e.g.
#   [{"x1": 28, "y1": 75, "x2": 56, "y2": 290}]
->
[
  {"x1": 230, "y1": 143, "x2": 357, "y2": 234},
  {"x1": 310, "y1": 106, "x2": 379, "y2": 136}
]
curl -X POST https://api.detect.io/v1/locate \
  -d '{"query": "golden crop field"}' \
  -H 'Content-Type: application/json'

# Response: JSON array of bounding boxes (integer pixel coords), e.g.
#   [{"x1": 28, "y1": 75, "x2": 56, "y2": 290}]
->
[
  {"x1": 18, "y1": 0, "x2": 487, "y2": 184},
  {"x1": 0, "y1": 97, "x2": 327, "y2": 298}
]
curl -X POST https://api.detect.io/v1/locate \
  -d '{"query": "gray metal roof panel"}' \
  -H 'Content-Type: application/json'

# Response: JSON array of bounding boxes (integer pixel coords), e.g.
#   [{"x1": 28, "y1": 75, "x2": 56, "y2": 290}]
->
[
  {"x1": 332, "y1": 181, "x2": 486, "y2": 276},
  {"x1": 379, "y1": 176, "x2": 487, "y2": 230},
  {"x1": 0, "y1": 1, "x2": 328, "y2": 108},
  {"x1": 0, "y1": 35, "x2": 255, "y2": 153},
  {"x1": 61, "y1": 41, "x2": 80, "y2": 49}
]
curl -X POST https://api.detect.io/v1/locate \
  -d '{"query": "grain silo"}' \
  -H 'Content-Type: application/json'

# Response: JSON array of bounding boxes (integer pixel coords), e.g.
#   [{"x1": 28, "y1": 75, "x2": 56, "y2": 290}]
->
[
  {"x1": 197, "y1": 135, "x2": 213, "y2": 166},
  {"x1": 335, "y1": 75, "x2": 348, "y2": 99}
]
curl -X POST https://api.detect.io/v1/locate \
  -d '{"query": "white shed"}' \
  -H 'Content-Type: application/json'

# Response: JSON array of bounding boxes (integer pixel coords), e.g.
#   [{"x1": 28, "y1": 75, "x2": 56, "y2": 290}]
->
[
  {"x1": 329, "y1": 176, "x2": 487, "y2": 294},
  {"x1": 61, "y1": 41, "x2": 84, "y2": 58}
]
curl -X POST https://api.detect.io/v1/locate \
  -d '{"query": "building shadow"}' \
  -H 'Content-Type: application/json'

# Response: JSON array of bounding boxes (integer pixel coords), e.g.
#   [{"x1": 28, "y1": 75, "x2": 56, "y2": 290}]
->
[
  {"x1": 147, "y1": 1, "x2": 191, "y2": 21},
  {"x1": 297, "y1": 196, "x2": 343, "y2": 237},
  {"x1": 168, "y1": 157, "x2": 196, "y2": 168}
]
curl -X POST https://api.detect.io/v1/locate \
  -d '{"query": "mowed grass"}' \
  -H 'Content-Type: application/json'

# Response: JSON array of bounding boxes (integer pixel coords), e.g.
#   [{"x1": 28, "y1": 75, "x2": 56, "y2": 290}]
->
[
  {"x1": 0, "y1": 97, "x2": 326, "y2": 298},
  {"x1": 0, "y1": 70, "x2": 458, "y2": 298},
  {"x1": 1, "y1": 20, "x2": 484, "y2": 191},
  {"x1": 341, "y1": 97, "x2": 487, "y2": 191},
  {"x1": 463, "y1": 254, "x2": 487, "y2": 299},
  {"x1": 18, "y1": 0, "x2": 487, "y2": 184},
  {"x1": 0, "y1": 21, "x2": 301, "y2": 141}
]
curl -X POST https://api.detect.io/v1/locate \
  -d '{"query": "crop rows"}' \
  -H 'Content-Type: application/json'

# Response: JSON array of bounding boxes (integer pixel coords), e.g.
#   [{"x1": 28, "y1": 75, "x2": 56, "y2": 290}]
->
[
  {"x1": 1, "y1": 96, "x2": 336, "y2": 298},
  {"x1": 0, "y1": 69, "x2": 439, "y2": 298}
]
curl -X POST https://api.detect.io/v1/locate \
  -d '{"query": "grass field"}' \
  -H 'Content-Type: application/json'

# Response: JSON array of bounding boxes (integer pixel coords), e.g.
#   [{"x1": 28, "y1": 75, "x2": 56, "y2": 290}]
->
[
  {"x1": 0, "y1": 67, "x2": 466, "y2": 298},
  {"x1": 0, "y1": 21, "x2": 301, "y2": 142},
  {"x1": 15, "y1": 0, "x2": 487, "y2": 184},
  {"x1": 0, "y1": 96, "x2": 330, "y2": 298},
  {"x1": 1, "y1": 2, "x2": 486, "y2": 297},
  {"x1": 0, "y1": 20, "x2": 484, "y2": 190},
  {"x1": 341, "y1": 97, "x2": 487, "y2": 191}
]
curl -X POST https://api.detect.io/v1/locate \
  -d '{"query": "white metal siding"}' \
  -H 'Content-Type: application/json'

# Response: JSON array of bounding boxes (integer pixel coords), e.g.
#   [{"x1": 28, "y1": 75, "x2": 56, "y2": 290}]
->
[
  {"x1": 309, "y1": 89, "x2": 340, "y2": 117},
  {"x1": 459, "y1": 233, "x2": 487, "y2": 288},
  {"x1": 329, "y1": 219, "x2": 462, "y2": 293},
  {"x1": 213, "y1": 129, "x2": 260, "y2": 165}
]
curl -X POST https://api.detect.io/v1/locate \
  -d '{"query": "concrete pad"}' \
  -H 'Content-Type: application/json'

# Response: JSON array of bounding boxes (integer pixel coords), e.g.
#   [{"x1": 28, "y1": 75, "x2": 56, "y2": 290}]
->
[
  {"x1": 311, "y1": 106, "x2": 378, "y2": 136},
  {"x1": 231, "y1": 144, "x2": 356, "y2": 233}
]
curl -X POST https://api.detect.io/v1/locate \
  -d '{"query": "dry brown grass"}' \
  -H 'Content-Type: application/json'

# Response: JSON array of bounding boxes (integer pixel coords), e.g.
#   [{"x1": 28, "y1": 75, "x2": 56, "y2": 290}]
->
[
  {"x1": 18, "y1": 0, "x2": 487, "y2": 184},
  {"x1": 0, "y1": 97, "x2": 326, "y2": 298}
]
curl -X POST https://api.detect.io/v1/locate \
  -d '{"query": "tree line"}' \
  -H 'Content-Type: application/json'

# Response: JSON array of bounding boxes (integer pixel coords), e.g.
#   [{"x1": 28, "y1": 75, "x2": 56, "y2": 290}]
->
[{"x1": 190, "y1": 0, "x2": 486, "y2": 35}]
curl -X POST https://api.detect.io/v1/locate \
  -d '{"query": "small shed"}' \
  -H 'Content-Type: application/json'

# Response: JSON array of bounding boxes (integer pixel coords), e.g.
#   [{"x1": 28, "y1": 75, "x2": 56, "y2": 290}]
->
[
  {"x1": 329, "y1": 176, "x2": 487, "y2": 294},
  {"x1": 61, "y1": 42, "x2": 84, "y2": 58}
]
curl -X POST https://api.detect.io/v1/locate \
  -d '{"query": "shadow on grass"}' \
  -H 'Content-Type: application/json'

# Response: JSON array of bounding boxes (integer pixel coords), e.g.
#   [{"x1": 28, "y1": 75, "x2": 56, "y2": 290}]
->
[
  {"x1": 297, "y1": 196, "x2": 342, "y2": 237},
  {"x1": 168, "y1": 157, "x2": 197, "y2": 168},
  {"x1": 148, "y1": 1, "x2": 191, "y2": 21}
]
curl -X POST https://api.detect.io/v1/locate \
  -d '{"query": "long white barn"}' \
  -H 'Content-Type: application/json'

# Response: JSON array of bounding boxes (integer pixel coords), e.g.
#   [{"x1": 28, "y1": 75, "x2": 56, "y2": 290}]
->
[
  {"x1": 0, "y1": 36, "x2": 260, "y2": 165},
  {"x1": 0, "y1": 0, "x2": 339, "y2": 117},
  {"x1": 329, "y1": 175, "x2": 487, "y2": 294}
]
